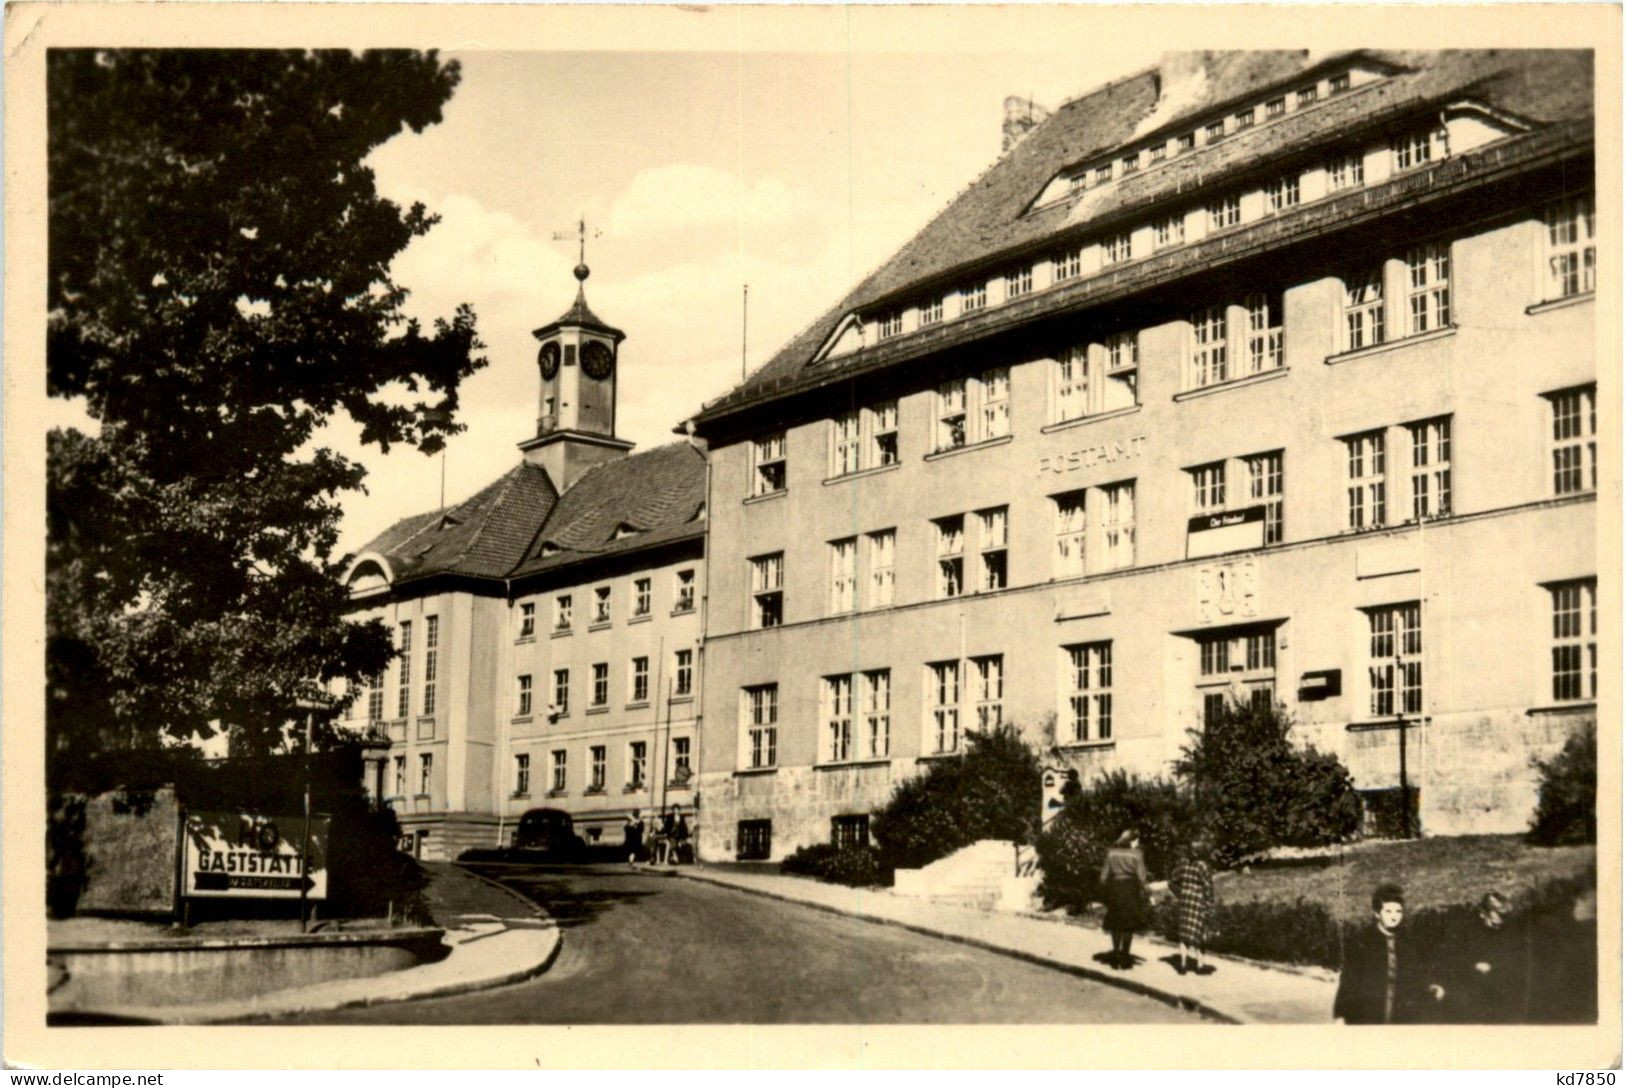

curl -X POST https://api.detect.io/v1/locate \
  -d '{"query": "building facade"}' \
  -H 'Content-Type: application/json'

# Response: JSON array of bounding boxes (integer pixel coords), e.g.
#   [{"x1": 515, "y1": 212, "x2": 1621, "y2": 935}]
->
[
  {"x1": 686, "y1": 51, "x2": 1599, "y2": 860},
  {"x1": 340, "y1": 267, "x2": 706, "y2": 859}
]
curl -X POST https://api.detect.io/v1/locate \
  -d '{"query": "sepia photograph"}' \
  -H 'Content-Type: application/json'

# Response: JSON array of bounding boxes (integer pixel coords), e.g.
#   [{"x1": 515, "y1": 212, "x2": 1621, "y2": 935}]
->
[{"x1": 3, "y1": 1, "x2": 1619, "y2": 1072}]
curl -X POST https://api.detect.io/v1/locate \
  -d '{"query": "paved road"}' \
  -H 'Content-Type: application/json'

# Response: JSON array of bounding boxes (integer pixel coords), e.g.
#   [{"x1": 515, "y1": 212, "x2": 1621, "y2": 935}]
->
[{"x1": 277, "y1": 864, "x2": 1198, "y2": 1024}]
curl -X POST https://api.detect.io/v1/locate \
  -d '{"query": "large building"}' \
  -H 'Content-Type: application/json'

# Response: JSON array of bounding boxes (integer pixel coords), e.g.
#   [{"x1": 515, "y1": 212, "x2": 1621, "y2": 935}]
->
[
  {"x1": 341, "y1": 266, "x2": 706, "y2": 858},
  {"x1": 684, "y1": 50, "x2": 1599, "y2": 860}
]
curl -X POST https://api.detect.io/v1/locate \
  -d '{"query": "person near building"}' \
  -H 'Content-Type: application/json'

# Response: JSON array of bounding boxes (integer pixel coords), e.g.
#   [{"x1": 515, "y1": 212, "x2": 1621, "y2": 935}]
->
[
  {"x1": 1098, "y1": 829, "x2": 1150, "y2": 969},
  {"x1": 624, "y1": 809, "x2": 644, "y2": 865},
  {"x1": 1334, "y1": 883, "x2": 1445, "y2": 1023},
  {"x1": 1443, "y1": 891, "x2": 1529, "y2": 1023},
  {"x1": 672, "y1": 810, "x2": 692, "y2": 864},
  {"x1": 1169, "y1": 840, "x2": 1217, "y2": 976}
]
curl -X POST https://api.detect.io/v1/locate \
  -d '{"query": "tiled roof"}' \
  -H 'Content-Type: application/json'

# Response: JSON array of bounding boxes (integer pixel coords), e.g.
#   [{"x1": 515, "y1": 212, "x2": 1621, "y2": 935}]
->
[
  {"x1": 692, "y1": 49, "x2": 1592, "y2": 425},
  {"x1": 355, "y1": 441, "x2": 705, "y2": 589}
]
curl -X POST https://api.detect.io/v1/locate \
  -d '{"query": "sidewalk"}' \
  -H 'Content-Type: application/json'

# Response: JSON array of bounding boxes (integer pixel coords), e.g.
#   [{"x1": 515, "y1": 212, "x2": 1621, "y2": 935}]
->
[
  {"x1": 659, "y1": 863, "x2": 1335, "y2": 1024},
  {"x1": 69, "y1": 861, "x2": 559, "y2": 1024}
]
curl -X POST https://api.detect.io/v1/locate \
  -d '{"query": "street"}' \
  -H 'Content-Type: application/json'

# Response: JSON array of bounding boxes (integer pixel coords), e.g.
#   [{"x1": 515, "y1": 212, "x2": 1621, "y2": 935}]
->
[{"x1": 275, "y1": 864, "x2": 1199, "y2": 1024}]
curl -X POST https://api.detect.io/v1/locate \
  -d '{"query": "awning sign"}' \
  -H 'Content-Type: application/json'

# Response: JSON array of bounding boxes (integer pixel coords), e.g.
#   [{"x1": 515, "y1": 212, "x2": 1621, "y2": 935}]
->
[{"x1": 183, "y1": 811, "x2": 329, "y2": 900}]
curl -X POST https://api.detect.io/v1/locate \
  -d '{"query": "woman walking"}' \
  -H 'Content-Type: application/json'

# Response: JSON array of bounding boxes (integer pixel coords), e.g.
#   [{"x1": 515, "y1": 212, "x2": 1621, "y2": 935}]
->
[
  {"x1": 1098, "y1": 829, "x2": 1149, "y2": 969},
  {"x1": 1169, "y1": 840, "x2": 1217, "y2": 975}
]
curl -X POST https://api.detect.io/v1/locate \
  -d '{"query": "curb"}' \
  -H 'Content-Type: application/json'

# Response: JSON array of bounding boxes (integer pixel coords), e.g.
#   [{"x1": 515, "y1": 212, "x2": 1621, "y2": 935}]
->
[{"x1": 666, "y1": 867, "x2": 1242, "y2": 1025}]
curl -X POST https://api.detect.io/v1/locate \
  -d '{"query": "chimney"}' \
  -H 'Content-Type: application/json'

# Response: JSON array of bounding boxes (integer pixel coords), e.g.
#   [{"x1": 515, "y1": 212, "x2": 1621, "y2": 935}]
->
[{"x1": 1002, "y1": 95, "x2": 1051, "y2": 152}]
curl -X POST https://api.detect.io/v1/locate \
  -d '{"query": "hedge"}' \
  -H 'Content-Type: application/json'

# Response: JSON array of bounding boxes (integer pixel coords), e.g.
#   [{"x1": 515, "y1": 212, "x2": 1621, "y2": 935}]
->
[{"x1": 780, "y1": 843, "x2": 886, "y2": 887}]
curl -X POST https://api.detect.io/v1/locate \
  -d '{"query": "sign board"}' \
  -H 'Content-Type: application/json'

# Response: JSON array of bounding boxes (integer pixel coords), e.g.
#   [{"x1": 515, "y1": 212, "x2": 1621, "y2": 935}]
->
[
  {"x1": 182, "y1": 811, "x2": 328, "y2": 900},
  {"x1": 1186, "y1": 504, "x2": 1266, "y2": 560},
  {"x1": 1041, "y1": 766, "x2": 1077, "y2": 828}
]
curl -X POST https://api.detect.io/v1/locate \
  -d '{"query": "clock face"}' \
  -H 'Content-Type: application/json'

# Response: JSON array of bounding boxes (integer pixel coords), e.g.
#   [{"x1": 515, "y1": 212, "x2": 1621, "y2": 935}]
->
[
  {"x1": 582, "y1": 340, "x2": 614, "y2": 381},
  {"x1": 538, "y1": 342, "x2": 561, "y2": 380}
]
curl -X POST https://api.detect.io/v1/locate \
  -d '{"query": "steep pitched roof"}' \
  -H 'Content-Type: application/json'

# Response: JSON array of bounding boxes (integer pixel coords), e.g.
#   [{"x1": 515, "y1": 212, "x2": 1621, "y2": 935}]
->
[{"x1": 692, "y1": 49, "x2": 1592, "y2": 424}]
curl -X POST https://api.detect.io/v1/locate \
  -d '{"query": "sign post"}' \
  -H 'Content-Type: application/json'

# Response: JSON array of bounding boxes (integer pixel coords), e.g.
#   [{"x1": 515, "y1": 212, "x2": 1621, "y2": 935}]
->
[{"x1": 295, "y1": 697, "x2": 325, "y2": 932}]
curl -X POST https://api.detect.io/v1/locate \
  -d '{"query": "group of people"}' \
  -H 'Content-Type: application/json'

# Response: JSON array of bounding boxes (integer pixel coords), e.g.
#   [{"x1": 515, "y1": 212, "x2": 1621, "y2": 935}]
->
[
  {"x1": 1097, "y1": 830, "x2": 1216, "y2": 975},
  {"x1": 623, "y1": 806, "x2": 692, "y2": 866}
]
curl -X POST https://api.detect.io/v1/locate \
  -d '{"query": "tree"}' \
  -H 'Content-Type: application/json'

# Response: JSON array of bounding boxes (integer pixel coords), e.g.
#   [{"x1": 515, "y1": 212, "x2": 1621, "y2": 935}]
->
[
  {"x1": 47, "y1": 49, "x2": 485, "y2": 770},
  {"x1": 1528, "y1": 720, "x2": 1596, "y2": 845}
]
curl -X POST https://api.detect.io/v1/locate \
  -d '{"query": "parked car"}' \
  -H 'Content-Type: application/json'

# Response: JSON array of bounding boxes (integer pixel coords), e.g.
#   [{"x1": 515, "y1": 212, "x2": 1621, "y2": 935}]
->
[{"x1": 511, "y1": 807, "x2": 584, "y2": 857}]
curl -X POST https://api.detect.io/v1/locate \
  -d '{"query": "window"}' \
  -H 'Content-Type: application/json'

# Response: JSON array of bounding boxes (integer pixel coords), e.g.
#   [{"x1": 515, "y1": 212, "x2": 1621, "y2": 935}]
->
[
  {"x1": 1154, "y1": 212, "x2": 1185, "y2": 250},
  {"x1": 1056, "y1": 332, "x2": 1138, "y2": 421},
  {"x1": 1244, "y1": 292, "x2": 1284, "y2": 375},
  {"x1": 1545, "y1": 195, "x2": 1596, "y2": 299},
  {"x1": 1101, "y1": 481, "x2": 1136, "y2": 570},
  {"x1": 980, "y1": 367, "x2": 1010, "y2": 439},
  {"x1": 1190, "y1": 305, "x2": 1229, "y2": 387},
  {"x1": 743, "y1": 684, "x2": 778, "y2": 769},
  {"x1": 1548, "y1": 385, "x2": 1597, "y2": 495},
  {"x1": 674, "y1": 649, "x2": 693, "y2": 697},
  {"x1": 1205, "y1": 119, "x2": 1226, "y2": 143},
  {"x1": 1177, "y1": 132, "x2": 1196, "y2": 154},
  {"x1": 935, "y1": 368, "x2": 1009, "y2": 452},
  {"x1": 832, "y1": 815, "x2": 870, "y2": 850},
  {"x1": 1329, "y1": 72, "x2": 1351, "y2": 94},
  {"x1": 869, "y1": 401, "x2": 899, "y2": 467},
  {"x1": 671, "y1": 736, "x2": 692, "y2": 781},
  {"x1": 862, "y1": 670, "x2": 891, "y2": 758},
  {"x1": 972, "y1": 655, "x2": 1004, "y2": 730},
  {"x1": 920, "y1": 297, "x2": 944, "y2": 326},
  {"x1": 550, "y1": 750, "x2": 567, "y2": 794},
  {"x1": 824, "y1": 675, "x2": 853, "y2": 762},
  {"x1": 628, "y1": 741, "x2": 647, "y2": 789},
  {"x1": 1149, "y1": 142, "x2": 1167, "y2": 164},
  {"x1": 553, "y1": 594, "x2": 573, "y2": 631},
  {"x1": 1244, "y1": 451, "x2": 1285, "y2": 545},
  {"x1": 630, "y1": 657, "x2": 649, "y2": 703},
  {"x1": 1207, "y1": 194, "x2": 1240, "y2": 232},
  {"x1": 1406, "y1": 417, "x2": 1452, "y2": 521},
  {"x1": 1550, "y1": 579, "x2": 1597, "y2": 702},
  {"x1": 590, "y1": 746, "x2": 606, "y2": 792},
  {"x1": 960, "y1": 283, "x2": 987, "y2": 314},
  {"x1": 978, "y1": 507, "x2": 1009, "y2": 591},
  {"x1": 517, "y1": 674, "x2": 533, "y2": 717},
  {"x1": 517, "y1": 603, "x2": 535, "y2": 640},
  {"x1": 1345, "y1": 430, "x2": 1387, "y2": 530},
  {"x1": 418, "y1": 753, "x2": 433, "y2": 796},
  {"x1": 935, "y1": 515, "x2": 965, "y2": 599},
  {"x1": 831, "y1": 411, "x2": 861, "y2": 476},
  {"x1": 1391, "y1": 125, "x2": 1446, "y2": 172},
  {"x1": 397, "y1": 621, "x2": 412, "y2": 719},
  {"x1": 633, "y1": 578, "x2": 652, "y2": 617},
  {"x1": 927, "y1": 661, "x2": 961, "y2": 754},
  {"x1": 1235, "y1": 107, "x2": 1255, "y2": 130},
  {"x1": 1197, "y1": 626, "x2": 1278, "y2": 724},
  {"x1": 829, "y1": 537, "x2": 857, "y2": 614},
  {"x1": 1054, "y1": 490, "x2": 1087, "y2": 577},
  {"x1": 1327, "y1": 151, "x2": 1365, "y2": 191},
  {"x1": 1120, "y1": 153, "x2": 1140, "y2": 175},
  {"x1": 750, "y1": 553, "x2": 784, "y2": 628},
  {"x1": 879, "y1": 311, "x2": 902, "y2": 339},
  {"x1": 392, "y1": 755, "x2": 405, "y2": 797},
  {"x1": 552, "y1": 668, "x2": 569, "y2": 717},
  {"x1": 1405, "y1": 243, "x2": 1450, "y2": 334},
  {"x1": 591, "y1": 662, "x2": 609, "y2": 707},
  {"x1": 1065, "y1": 642, "x2": 1113, "y2": 742},
  {"x1": 1265, "y1": 173, "x2": 1300, "y2": 213},
  {"x1": 1266, "y1": 96, "x2": 1286, "y2": 119},
  {"x1": 867, "y1": 529, "x2": 895, "y2": 608},
  {"x1": 674, "y1": 569, "x2": 696, "y2": 613},
  {"x1": 936, "y1": 378, "x2": 967, "y2": 450},
  {"x1": 592, "y1": 585, "x2": 611, "y2": 625},
  {"x1": 514, "y1": 753, "x2": 530, "y2": 797},
  {"x1": 1093, "y1": 164, "x2": 1113, "y2": 186},
  {"x1": 751, "y1": 433, "x2": 787, "y2": 496},
  {"x1": 1297, "y1": 84, "x2": 1318, "y2": 107},
  {"x1": 737, "y1": 820, "x2": 772, "y2": 861},
  {"x1": 1055, "y1": 346, "x2": 1086, "y2": 423},
  {"x1": 1005, "y1": 267, "x2": 1033, "y2": 299},
  {"x1": 1101, "y1": 231, "x2": 1133, "y2": 266},
  {"x1": 422, "y1": 616, "x2": 439, "y2": 716},
  {"x1": 1053, "y1": 248, "x2": 1083, "y2": 283},
  {"x1": 1344, "y1": 268, "x2": 1386, "y2": 350},
  {"x1": 1190, "y1": 461, "x2": 1227, "y2": 515},
  {"x1": 366, "y1": 670, "x2": 384, "y2": 724},
  {"x1": 1368, "y1": 603, "x2": 1423, "y2": 717}
]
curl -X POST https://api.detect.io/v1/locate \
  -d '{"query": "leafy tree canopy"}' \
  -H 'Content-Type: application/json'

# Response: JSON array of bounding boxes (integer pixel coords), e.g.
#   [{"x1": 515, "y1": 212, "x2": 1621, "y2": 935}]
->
[{"x1": 47, "y1": 49, "x2": 485, "y2": 769}]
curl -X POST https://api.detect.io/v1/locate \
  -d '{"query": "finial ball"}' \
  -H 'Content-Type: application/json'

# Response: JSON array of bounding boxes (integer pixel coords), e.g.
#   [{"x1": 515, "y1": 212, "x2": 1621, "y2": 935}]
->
[{"x1": 574, "y1": 263, "x2": 591, "y2": 283}]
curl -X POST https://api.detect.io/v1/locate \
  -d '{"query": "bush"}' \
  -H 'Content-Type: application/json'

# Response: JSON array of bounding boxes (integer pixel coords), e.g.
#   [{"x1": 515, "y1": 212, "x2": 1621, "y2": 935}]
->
[
  {"x1": 780, "y1": 843, "x2": 885, "y2": 887},
  {"x1": 870, "y1": 724, "x2": 1041, "y2": 873},
  {"x1": 1153, "y1": 895, "x2": 1343, "y2": 968},
  {"x1": 1035, "y1": 771, "x2": 1199, "y2": 913},
  {"x1": 1529, "y1": 721, "x2": 1596, "y2": 845},
  {"x1": 1173, "y1": 699, "x2": 1362, "y2": 865}
]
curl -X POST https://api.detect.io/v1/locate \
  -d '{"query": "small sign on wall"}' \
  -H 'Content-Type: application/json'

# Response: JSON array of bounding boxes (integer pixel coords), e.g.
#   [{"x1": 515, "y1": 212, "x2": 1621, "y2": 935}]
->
[{"x1": 1187, "y1": 505, "x2": 1266, "y2": 560}]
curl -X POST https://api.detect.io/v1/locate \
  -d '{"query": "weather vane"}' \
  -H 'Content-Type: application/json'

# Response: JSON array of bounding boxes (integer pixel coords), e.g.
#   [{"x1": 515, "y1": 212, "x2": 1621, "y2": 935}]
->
[{"x1": 551, "y1": 217, "x2": 603, "y2": 275}]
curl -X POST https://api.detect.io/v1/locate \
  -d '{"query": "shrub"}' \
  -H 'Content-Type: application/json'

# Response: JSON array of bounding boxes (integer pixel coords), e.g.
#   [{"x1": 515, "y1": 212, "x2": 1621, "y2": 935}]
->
[
  {"x1": 1173, "y1": 699, "x2": 1362, "y2": 865},
  {"x1": 1153, "y1": 895, "x2": 1344, "y2": 968},
  {"x1": 1035, "y1": 771, "x2": 1199, "y2": 913},
  {"x1": 780, "y1": 842, "x2": 885, "y2": 887},
  {"x1": 870, "y1": 724, "x2": 1041, "y2": 873},
  {"x1": 1529, "y1": 720, "x2": 1596, "y2": 845}
]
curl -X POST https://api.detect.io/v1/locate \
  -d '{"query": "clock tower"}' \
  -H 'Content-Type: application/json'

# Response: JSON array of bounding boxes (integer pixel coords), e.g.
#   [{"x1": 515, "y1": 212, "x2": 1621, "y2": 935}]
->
[{"x1": 520, "y1": 261, "x2": 634, "y2": 491}]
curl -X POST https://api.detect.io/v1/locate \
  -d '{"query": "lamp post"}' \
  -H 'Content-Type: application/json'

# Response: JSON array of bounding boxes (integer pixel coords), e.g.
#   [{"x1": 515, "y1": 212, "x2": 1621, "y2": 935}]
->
[{"x1": 294, "y1": 696, "x2": 327, "y2": 933}]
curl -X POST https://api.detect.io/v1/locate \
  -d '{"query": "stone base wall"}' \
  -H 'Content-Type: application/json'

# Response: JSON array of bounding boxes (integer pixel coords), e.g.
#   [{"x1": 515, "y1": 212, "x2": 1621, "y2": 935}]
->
[
  {"x1": 697, "y1": 760, "x2": 909, "y2": 862},
  {"x1": 396, "y1": 812, "x2": 501, "y2": 861}
]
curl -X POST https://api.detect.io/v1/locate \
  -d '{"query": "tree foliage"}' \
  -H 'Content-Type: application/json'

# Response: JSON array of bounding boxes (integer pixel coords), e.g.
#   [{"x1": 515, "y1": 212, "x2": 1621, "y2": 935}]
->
[
  {"x1": 1528, "y1": 720, "x2": 1596, "y2": 845},
  {"x1": 1035, "y1": 770, "x2": 1199, "y2": 912},
  {"x1": 46, "y1": 49, "x2": 484, "y2": 766}
]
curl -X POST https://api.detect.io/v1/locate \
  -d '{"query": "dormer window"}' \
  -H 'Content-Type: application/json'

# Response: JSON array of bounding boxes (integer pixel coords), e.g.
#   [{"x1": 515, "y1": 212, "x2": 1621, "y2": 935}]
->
[
  {"x1": 920, "y1": 297, "x2": 944, "y2": 326},
  {"x1": 1120, "y1": 153, "x2": 1140, "y2": 175},
  {"x1": 1177, "y1": 132, "x2": 1196, "y2": 154},
  {"x1": 1391, "y1": 125, "x2": 1448, "y2": 172},
  {"x1": 1235, "y1": 107, "x2": 1255, "y2": 130},
  {"x1": 1148, "y1": 143, "x2": 1167, "y2": 164},
  {"x1": 879, "y1": 311, "x2": 903, "y2": 339},
  {"x1": 1102, "y1": 231, "x2": 1133, "y2": 266},
  {"x1": 1329, "y1": 72, "x2": 1351, "y2": 94},
  {"x1": 1005, "y1": 267, "x2": 1033, "y2": 300},
  {"x1": 1204, "y1": 119, "x2": 1226, "y2": 143},
  {"x1": 1092, "y1": 164, "x2": 1113, "y2": 187},
  {"x1": 1266, "y1": 97, "x2": 1286, "y2": 119},
  {"x1": 961, "y1": 283, "x2": 987, "y2": 314},
  {"x1": 1297, "y1": 84, "x2": 1318, "y2": 107},
  {"x1": 1053, "y1": 247, "x2": 1082, "y2": 283}
]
